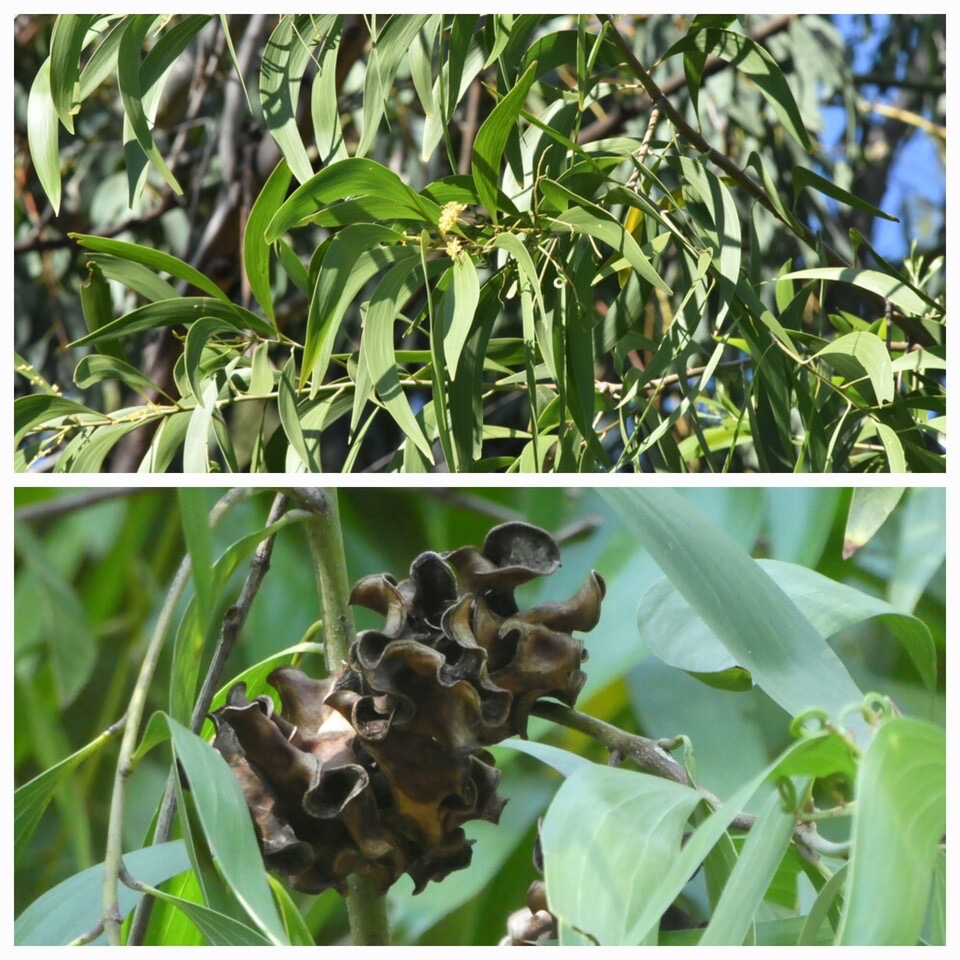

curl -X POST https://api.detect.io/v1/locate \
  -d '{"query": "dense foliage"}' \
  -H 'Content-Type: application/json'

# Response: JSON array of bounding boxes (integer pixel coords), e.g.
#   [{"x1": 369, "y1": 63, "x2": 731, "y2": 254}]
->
[
  {"x1": 14, "y1": 486, "x2": 945, "y2": 944},
  {"x1": 14, "y1": 14, "x2": 946, "y2": 472}
]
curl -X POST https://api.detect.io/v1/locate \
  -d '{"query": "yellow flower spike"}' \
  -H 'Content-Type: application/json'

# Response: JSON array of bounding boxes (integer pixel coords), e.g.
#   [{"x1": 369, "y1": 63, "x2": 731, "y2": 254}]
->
[{"x1": 438, "y1": 201, "x2": 468, "y2": 238}]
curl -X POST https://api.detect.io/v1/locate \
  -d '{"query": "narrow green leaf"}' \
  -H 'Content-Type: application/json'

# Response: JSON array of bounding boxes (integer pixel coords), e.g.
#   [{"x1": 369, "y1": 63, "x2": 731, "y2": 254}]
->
[
  {"x1": 662, "y1": 28, "x2": 812, "y2": 152},
  {"x1": 136, "y1": 884, "x2": 272, "y2": 945},
  {"x1": 177, "y1": 488, "x2": 215, "y2": 660},
  {"x1": 362, "y1": 258, "x2": 437, "y2": 462},
  {"x1": 873, "y1": 421, "x2": 907, "y2": 472},
  {"x1": 309, "y1": 16, "x2": 348, "y2": 166},
  {"x1": 624, "y1": 730, "x2": 858, "y2": 945},
  {"x1": 243, "y1": 158, "x2": 292, "y2": 325},
  {"x1": 472, "y1": 59, "x2": 539, "y2": 223},
  {"x1": 27, "y1": 59, "x2": 61, "y2": 213},
  {"x1": 889, "y1": 488, "x2": 946, "y2": 614},
  {"x1": 183, "y1": 317, "x2": 237, "y2": 402},
  {"x1": 604, "y1": 489, "x2": 866, "y2": 735},
  {"x1": 409, "y1": 15, "x2": 441, "y2": 118},
  {"x1": 679, "y1": 156, "x2": 740, "y2": 328},
  {"x1": 88, "y1": 254, "x2": 180, "y2": 303},
  {"x1": 78, "y1": 17, "x2": 127, "y2": 98},
  {"x1": 278, "y1": 353, "x2": 320, "y2": 471},
  {"x1": 137, "y1": 409, "x2": 191, "y2": 472},
  {"x1": 182, "y1": 379, "x2": 220, "y2": 472},
  {"x1": 549, "y1": 204, "x2": 671, "y2": 293},
  {"x1": 438, "y1": 254, "x2": 480, "y2": 379},
  {"x1": 14, "y1": 395, "x2": 97, "y2": 450},
  {"x1": 422, "y1": 17, "x2": 484, "y2": 161},
  {"x1": 302, "y1": 223, "x2": 406, "y2": 393},
  {"x1": 261, "y1": 15, "x2": 333, "y2": 184},
  {"x1": 14, "y1": 728, "x2": 118, "y2": 868},
  {"x1": 164, "y1": 715, "x2": 289, "y2": 945},
  {"x1": 815, "y1": 331, "x2": 894, "y2": 404},
  {"x1": 838, "y1": 718, "x2": 945, "y2": 945},
  {"x1": 700, "y1": 787, "x2": 800, "y2": 945},
  {"x1": 56, "y1": 418, "x2": 149, "y2": 472},
  {"x1": 358, "y1": 14, "x2": 433, "y2": 156},
  {"x1": 69, "y1": 297, "x2": 274, "y2": 347},
  {"x1": 13, "y1": 521, "x2": 98, "y2": 706},
  {"x1": 265, "y1": 156, "x2": 440, "y2": 239},
  {"x1": 496, "y1": 737, "x2": 591, "y2": 777},
  {"x1": 78, "y1": 260, "x2": 124, "y2": 360},
  {"x1": 793, "y1": 165, "x2": 898, "y2": 221},
  {"x1": 14, "y1": 841, "x2": 190, "y2": 946},
  {"x1": 71, "y1": 234, "x2": 232, "y2": 303},
  {"x1": 116, "y1": 15, "x2": 183, "y2": 199},
  {"x1": 73, "y1": 354, "x2": 169, "y2": 401},
  {"x1": 639, "y1": 557, "x2": 936, "y2": 693},
  {"x1": 49, "y1": 15, "x2": 98, "y2": 131},
  {"x1": 842, "y1": 487, "x2": 904, "y2": 558},
  {"x1": 777, "y1": 267, "x2": 934, "y2": 319}
]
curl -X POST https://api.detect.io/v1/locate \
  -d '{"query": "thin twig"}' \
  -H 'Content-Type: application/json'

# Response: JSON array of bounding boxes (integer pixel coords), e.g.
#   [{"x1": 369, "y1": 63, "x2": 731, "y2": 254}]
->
[
  {"x1": 189, "y1": 491, "x2": 291, "y2": 732},
  {"x1": 532, "y1": 702, "x2": 757, "y2": 831},
  {"x1": 101, "y1": 556, "x2": 193, "y2": 945},
  {"x1": 15, "y1": 488, "x2": 151, "y2": 523},
  {"x1": 595, "y1": 356, "x2": 755, "y2": 400}
]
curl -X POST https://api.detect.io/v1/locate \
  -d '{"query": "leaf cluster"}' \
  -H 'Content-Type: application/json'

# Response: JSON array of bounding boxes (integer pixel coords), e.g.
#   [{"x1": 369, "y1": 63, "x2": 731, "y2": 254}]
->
[{"x1": 13, "y1": 14, "x2": 946, "y2": 472}]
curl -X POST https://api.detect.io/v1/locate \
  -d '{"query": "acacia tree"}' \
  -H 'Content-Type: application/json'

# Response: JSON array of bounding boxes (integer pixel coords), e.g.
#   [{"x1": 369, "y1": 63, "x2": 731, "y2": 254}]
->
[
  {"x1": 13, "y1": 14, "x2": 946, "y2": 472},
  {"x1": 14, "y1": 487, "x2": 945, "y2": 945}
]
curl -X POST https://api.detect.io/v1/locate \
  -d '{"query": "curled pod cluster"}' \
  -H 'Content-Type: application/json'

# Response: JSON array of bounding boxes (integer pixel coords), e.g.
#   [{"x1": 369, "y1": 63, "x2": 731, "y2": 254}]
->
[{"x1": 211, "y1": 522, "x2": 604, "y2": 897}]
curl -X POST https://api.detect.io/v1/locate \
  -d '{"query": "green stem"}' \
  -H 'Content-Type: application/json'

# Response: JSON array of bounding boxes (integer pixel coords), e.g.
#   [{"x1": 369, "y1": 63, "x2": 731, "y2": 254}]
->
[
  {"x1": 287, "y1": 487, "x2": 391, "y2": 946},
  {"x1": 101, "y1": 553, "x2": 192, "y2": 945}
]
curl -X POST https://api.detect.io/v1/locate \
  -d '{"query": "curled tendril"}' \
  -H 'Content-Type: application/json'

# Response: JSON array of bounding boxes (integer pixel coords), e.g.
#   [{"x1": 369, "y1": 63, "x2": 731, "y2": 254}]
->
[{"x1": 211, "y1": 521, "x2": 604, "y2": 897}]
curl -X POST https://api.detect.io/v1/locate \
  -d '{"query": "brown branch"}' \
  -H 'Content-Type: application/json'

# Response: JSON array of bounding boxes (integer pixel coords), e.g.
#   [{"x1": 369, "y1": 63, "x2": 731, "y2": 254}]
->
[
  {"x1": 599, "y1": 14, "x2": 850, "y2": 271},
  {"x1": 579, "y1": 15, "x2": 796, "y2": 144}
]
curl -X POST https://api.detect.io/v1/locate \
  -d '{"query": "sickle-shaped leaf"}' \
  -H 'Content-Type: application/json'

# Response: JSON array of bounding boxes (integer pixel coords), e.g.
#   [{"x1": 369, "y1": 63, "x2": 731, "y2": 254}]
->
[
  {"x1": 260, "y1": 16, "x2": 334, "y2": 184},
  {"x1": 70, "y1": 233, "x2": 232, "y2": 303},
  {"x1": 472, "y1": 59, "x2": 539, "y2": 223},
  {"x1": 777, "y1": 267, "x2": 934, "y2": 319},
  {"x1": 27, "y1": 59, "x2": 61, "y2": 213},
  {"x1": 164, "y1": 716, "x2": 289, "y2": 944},
  {"x1": 49, "y1": 14, "x2": 99, "y2": 132},
  {"x1": 266, "y1": 157, "x2": 440, "y2": 239},
  {"x1": 14, "y1": 841, "x2": 191, "y2": 945},
  {"x1": 69, "y1": 297, "x2": 275, "y2": 347},
  {"x1": 302, "y1": 223, "x2": 406, "y2": 393},
  {"x1": 361, "y1": 257, "x2": 437, "y2": 463},
  {"x1": 243, "y1": 158, "x2": 293, "y2": 325}
]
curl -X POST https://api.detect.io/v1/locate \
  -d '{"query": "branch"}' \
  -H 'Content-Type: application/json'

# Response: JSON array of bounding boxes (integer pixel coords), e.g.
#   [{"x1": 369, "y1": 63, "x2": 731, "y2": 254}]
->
[
  {"x1": 579, "y1": 15, "x2": 795, "y2": 144},
  {"x1": 532, "y1": 702, "x2": 760, "y2": 831},
  {"x1": 101, "y1": 555, "x2": 193, "y2": 945},
  {"x1": 188, "y1": 491, "x2": 290, "y2": 733},
  {"x1": 285, "y1": 487, "x2": 391, "y2": 946},
  {"x1": 598, "y1": 14, "x2": 850, "y2": 270}
]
